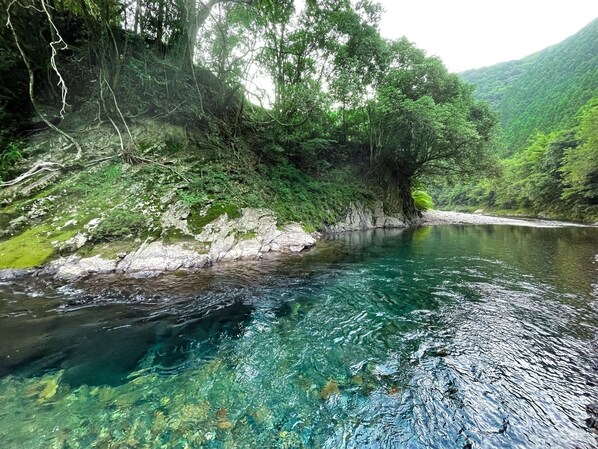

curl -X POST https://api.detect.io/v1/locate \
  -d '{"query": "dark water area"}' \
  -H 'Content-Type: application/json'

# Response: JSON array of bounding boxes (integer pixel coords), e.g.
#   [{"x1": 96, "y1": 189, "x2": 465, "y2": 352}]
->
[{"x1": 0, "y1": 225, "x2": 597, "y2": 448}]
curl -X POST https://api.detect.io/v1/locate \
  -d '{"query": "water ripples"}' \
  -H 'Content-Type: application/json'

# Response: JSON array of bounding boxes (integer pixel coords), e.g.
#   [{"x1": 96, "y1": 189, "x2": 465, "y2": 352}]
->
[{"x1": 0, "y1": 226, "x2": 597, "y2": 448}]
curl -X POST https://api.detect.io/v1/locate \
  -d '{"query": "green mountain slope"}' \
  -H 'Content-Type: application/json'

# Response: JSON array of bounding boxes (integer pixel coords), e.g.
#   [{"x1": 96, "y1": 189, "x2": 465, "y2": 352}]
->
[{"x1": 461, "y1": 18, "x2": 598, "y2": 153}]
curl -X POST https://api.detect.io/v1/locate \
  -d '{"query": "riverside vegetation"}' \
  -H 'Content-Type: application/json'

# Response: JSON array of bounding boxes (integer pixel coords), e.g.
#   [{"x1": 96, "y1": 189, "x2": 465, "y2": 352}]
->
[{"x1": 0, "y1": 0, "x2": 497, "y2": 273}]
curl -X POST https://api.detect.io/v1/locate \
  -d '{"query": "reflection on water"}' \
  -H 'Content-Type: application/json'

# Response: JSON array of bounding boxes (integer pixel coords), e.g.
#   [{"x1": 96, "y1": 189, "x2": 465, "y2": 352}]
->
[{"x1": 0, "y1": 225, "x2": 597, "y2": 448}]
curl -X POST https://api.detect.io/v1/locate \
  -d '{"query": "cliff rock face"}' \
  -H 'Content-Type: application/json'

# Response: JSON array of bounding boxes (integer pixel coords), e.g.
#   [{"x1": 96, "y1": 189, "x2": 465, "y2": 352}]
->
[{"x1": 323, "y1": 201, "x2": 405, "y2": 233}]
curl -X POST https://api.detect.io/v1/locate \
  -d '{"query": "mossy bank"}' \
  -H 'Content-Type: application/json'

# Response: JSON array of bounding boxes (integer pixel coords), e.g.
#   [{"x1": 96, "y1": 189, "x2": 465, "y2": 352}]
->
[{"x1": 0, "y1": 120, "x2": 418, "y2": 279}]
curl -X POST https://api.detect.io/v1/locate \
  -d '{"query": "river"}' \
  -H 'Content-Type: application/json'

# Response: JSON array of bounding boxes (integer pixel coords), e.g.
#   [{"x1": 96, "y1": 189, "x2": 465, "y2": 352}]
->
[{"x1": 0, "y1": 224, "x2": 597, "y2": 448}]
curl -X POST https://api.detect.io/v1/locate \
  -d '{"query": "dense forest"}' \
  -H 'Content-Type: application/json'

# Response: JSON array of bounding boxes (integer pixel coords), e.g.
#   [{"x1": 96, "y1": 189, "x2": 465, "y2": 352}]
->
[
  {"x1": 461, "y1": 18, "x2": 598, "y2": 155},
  {"x1": 438, "y1": 18, "x2": 598, "y2": 222},
  {"x1": 0, "y1": 0, "x2": 496, "y2": 225}
]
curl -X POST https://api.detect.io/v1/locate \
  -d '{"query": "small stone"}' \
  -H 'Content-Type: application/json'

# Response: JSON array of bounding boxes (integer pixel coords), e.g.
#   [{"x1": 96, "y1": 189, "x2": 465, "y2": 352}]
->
[
  {"x1": 205, "y1": 431, "x2": 216, "y2": 441},
  {"x1": 217, "y1": 420, "x2": 233, "y2": 430},
  {"x1": 388, "y1": 385, "x2": 400, "y2": 395},
  {"x1": 85, "y1": 218, "x2": 102, "y2": 230},
  {"x1": 434, "y1": 347, "x2": 450, "y2": 357},
  {"x1": 216, "y1": 407, "x2": 234, "y2": 430},
  {"x1": 215, "y1": 408, "x2": 228, "y2": 420},
  {"x1": 38, "y1": 378, "x2": 58, "y2": 402},
  {"x1": 62, "y1": 219, "x2": 78, "y2": 228},
  {"x1": 319, "y1": 379, "x2": 340, "y2": 400}
]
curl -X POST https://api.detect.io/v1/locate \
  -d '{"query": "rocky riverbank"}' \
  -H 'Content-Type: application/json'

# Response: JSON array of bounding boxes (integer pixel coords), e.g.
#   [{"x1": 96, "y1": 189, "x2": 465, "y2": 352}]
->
[
  {"x1": 0, "y1": 201, "x2": 407, "y2": 281},
  {"x1": 5, "y1": 206, "x2": 593, "y2": 282}
]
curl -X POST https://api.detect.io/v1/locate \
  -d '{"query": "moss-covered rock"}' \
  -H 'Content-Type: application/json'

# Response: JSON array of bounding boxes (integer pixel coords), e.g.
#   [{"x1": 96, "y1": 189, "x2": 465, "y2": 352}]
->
[{"x1": 0, "y1": 224, "x2": 77, "y2": 269}]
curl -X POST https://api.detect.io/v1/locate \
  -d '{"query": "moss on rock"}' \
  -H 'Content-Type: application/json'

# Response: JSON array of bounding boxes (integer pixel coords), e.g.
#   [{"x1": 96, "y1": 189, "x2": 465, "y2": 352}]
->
[
  {"x1": 188, "y1": 202, "x2": 240, "y2": 234},
  {"x1": 0, "y1": 225, "x2": 76, "y2": 269}
]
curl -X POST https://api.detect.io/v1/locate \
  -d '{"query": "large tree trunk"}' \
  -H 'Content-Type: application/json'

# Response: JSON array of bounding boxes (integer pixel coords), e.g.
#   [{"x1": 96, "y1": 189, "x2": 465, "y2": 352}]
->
[
  {"x1": 396, "y1": 175, "x2": 421, "y2": 226},
  {"x1": 181, "y1": 0, "x2": 218, "y2": 65}
]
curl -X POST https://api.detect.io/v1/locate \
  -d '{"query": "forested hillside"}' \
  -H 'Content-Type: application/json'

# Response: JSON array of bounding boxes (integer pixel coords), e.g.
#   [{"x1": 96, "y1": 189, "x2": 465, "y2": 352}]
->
[
  {"x1": 436, "y1": 18, "x2": 598, "y2": 222},
  {"x1": 0, "y1": 0, "x2": 497, "y2": 270},
  {"x1": 461, "y1": 18, "x2": 598, "y2": 154}
]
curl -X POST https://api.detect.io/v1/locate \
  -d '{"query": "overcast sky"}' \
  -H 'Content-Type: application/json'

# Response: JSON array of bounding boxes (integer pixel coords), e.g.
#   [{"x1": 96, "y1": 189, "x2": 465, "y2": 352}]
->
[{"x1": 378, "y1": 1, "x2": 598, "y2": 72}]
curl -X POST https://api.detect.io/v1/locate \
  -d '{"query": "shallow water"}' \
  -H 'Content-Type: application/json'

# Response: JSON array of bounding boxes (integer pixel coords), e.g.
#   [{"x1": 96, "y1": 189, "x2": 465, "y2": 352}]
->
[{"x1": 1, "y1": 225, "x2": 598, "y2": 448}]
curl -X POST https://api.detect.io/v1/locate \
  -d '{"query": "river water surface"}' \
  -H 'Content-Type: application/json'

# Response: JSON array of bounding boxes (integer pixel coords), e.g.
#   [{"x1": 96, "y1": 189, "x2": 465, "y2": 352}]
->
[{"x1": 1, "y1": 225, "x2": 597, "y2": 448}]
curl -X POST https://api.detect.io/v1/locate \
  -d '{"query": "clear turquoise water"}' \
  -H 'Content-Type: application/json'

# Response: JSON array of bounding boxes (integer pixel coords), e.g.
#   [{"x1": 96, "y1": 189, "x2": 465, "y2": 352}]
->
[{"x1": 1, "y1": 225, "x2": 597, "y2": 448}]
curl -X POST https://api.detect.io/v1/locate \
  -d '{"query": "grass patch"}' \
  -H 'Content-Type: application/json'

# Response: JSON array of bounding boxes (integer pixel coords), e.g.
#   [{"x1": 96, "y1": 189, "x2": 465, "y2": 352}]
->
[
  {"x1": 78, "y1": 240, "x2": 139, "y2": 260},
  {"x1": 162, "y1": 228, "x2": 197, "y2": 244},
  {"x1": 236, "y1": 231, "x2": 257, "y2": 241},
  {"x1": 91, "y1": 209, "x2": 148, "y2": 242}
]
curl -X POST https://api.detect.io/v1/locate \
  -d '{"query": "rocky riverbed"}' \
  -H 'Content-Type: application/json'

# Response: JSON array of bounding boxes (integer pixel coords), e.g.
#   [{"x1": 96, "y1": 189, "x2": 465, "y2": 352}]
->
[{"x1": 423, "y1": 210, "x2": 594, "y2": 228}]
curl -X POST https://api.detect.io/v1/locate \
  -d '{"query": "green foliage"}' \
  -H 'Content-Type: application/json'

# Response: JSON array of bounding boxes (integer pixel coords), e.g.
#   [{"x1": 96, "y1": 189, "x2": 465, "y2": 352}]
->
[
  {"x1": 188, "y1": 202, "x2": 240, "y2": 234},
  {"x1": 437, "y1": 95, "x2": 598, "y2": 222},
  {"x1": 441, "y1": 22, "x2": 598, "y2": 222},
  {"x1": 0, "y1": 224, "x2": 76, "y2": 269},
  {"x1": 0, "y1": 0, "x2": 510, "y2": 234},
  {"x1": 0, "y1": 140, "x2": 24, "y2": 181},
  {"x1": 255, "y1": 164, "x2": 373, "y2": 227},
  {"x1": 352, "y1": 38, "x2": 498, "y2": 219},
  {"x1": 177, "y1": 189, "x2": 208, "y2": 208},
  {"x1": 561, "y1": 98, "x2": 598, "y2": 202},
  {"x1": 412, "y1": 190, "x2": 434, "y2": 211},
  {"x1": 91, "y1": 209, "x2": 148, "y2": 242},
  {"x1": 236, "y1": 231, "x2": 257, "y2": 241}
]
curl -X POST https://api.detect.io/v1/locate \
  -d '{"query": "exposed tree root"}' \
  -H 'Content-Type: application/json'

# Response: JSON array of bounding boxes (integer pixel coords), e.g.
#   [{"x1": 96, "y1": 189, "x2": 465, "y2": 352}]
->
[
  {"x1": 6, "y1": 0, "x2": 82, "y2": 159},
  {"x1": 0, "y1": 161, "x2": 64, "y2": 187}
]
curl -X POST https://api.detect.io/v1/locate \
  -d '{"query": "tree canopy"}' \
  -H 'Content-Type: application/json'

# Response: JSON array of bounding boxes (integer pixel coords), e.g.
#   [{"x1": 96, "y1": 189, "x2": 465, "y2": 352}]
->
[{"x1": 0, "y1": 0, "x2": 497, "y2": 223}]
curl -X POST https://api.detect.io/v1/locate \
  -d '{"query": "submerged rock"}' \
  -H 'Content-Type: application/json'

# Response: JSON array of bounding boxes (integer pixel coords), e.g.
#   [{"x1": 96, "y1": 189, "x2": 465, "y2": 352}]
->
[{"x1": 319, "y1": 379, "x2": 340, "y2": 400}]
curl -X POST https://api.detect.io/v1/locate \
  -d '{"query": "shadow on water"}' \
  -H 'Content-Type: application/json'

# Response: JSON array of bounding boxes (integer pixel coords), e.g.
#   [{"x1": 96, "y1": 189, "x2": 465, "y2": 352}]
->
[
  {"x1": 0, "y1": 286, "x2": 255, "y2": 387},
  {"x1": 0, "y1": 251, "x2": 346, "y2": 387}
]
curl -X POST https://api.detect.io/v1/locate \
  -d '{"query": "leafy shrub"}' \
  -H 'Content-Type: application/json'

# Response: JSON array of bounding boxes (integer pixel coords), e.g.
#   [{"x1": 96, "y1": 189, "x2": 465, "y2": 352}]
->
[
  {"x1": 412, "y1": 189, "x2": 434, "y2": 211},
  {"x1": 0, "y1": 140, "x2": 24, "y2": 181}
]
